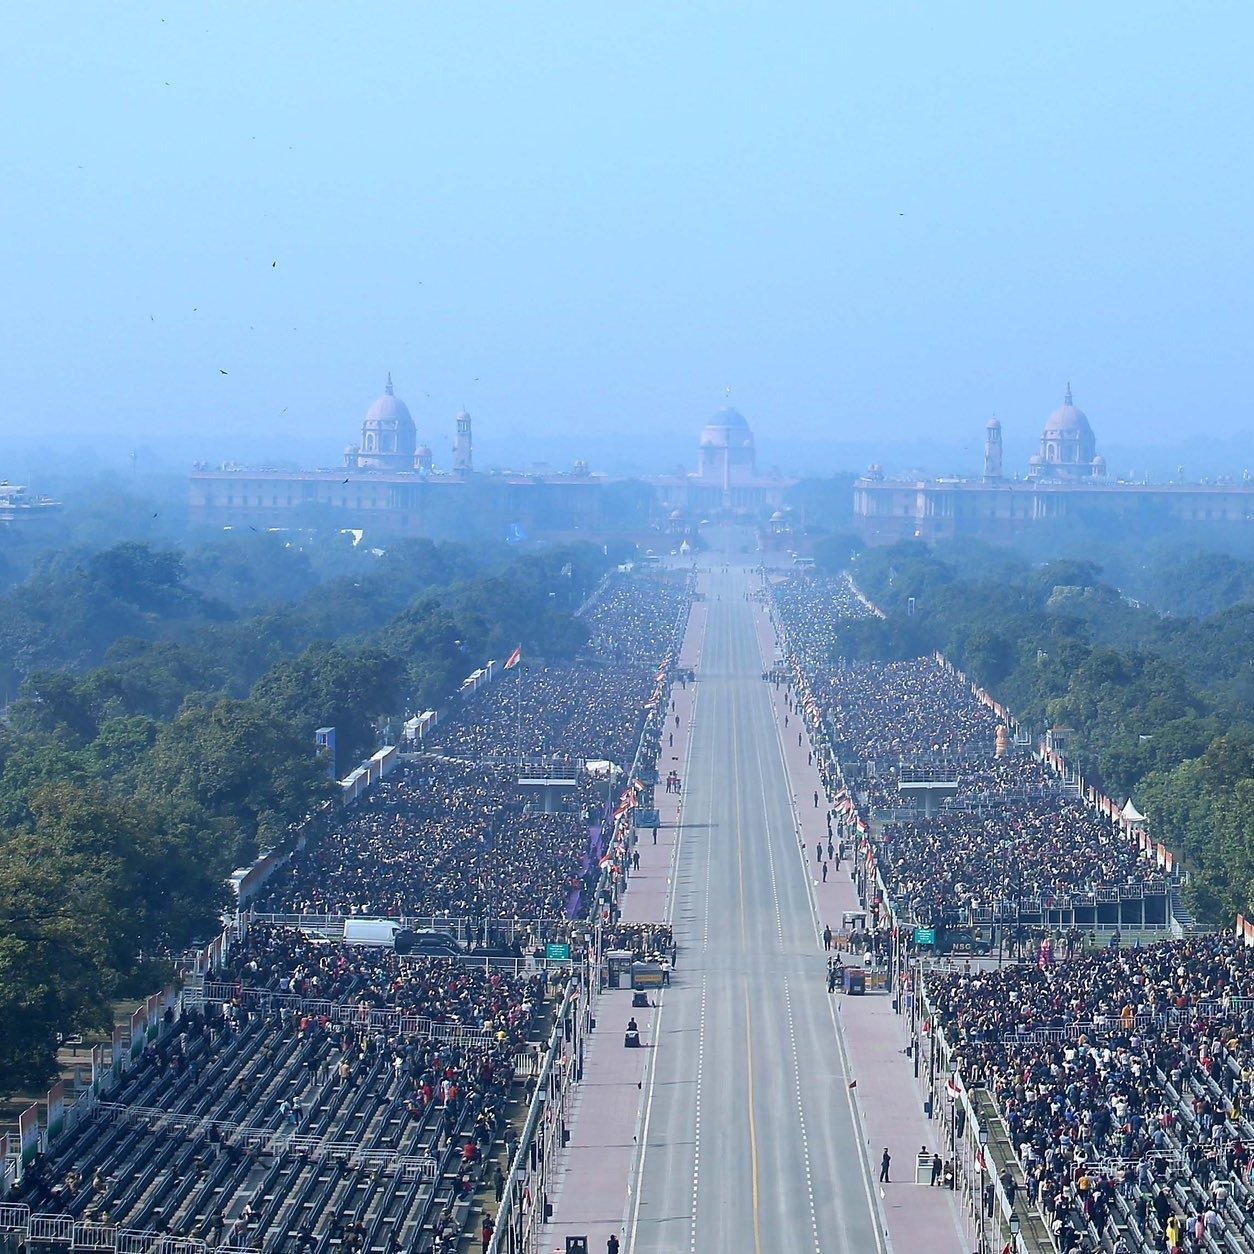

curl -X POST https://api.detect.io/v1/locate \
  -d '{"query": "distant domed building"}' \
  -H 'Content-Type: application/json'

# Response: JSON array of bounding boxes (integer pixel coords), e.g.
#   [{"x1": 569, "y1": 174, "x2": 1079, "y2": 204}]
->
[
  {"x1": 649, "y1": 405, "x2": 792, "y2": 519},
  {"x1": 697, "y1": 408, "x2": 756, "y2": 485},
  {"x1": 190, "y1": 373, "x2": 607, "y2": 539},
  {"x1": 855, "y1": 385, "x2": 1254, "y2": 544},
  {"x1": 1028, "y1": 385, "x2": 1104, "y2": 479},
  {"x1": 351, "y1": 374, "x2": 418, "y2": 471}
]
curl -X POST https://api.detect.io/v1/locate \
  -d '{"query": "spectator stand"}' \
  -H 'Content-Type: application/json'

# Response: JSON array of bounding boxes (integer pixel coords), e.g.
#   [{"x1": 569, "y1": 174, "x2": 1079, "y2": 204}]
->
[
  {"x1": 914, "y1": 940, "x2": 1254, "y2": 1254},
  {"x1": 2, "y1": 914, "x2": 251, "y2": 1203},
  {"x1": 4, "y1": 568, "x2": 692, "y2": 1254}
]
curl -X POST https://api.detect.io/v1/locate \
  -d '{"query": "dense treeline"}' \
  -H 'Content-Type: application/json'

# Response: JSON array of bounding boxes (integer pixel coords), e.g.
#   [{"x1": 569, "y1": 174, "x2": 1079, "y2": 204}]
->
[
  {"x1": 820, "y1": 538, "x2": 1254, "y2": 926},
  {"x1": 0, "y1": 530, "x2": 612, "y2": 1094}
]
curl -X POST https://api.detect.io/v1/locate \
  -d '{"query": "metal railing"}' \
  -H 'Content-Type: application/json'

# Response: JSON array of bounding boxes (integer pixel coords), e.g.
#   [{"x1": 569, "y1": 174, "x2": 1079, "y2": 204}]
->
[
  {"x1": 0, "y1": 1202, "x2": 259, "y2": 1254},
  {"x1": 192, "y1": 982, "x2": 499, "y2": 1045}
]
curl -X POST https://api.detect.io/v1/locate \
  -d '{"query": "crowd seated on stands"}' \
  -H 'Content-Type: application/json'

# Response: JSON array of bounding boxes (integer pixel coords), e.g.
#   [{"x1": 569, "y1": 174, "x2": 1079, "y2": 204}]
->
[
  {"x1": 255, "y1": 760, "x2": 598, "y2": 923},
  {"x1": 772, "y1": 575, "x2": 1162, "y2": 919},
  {"x1": 769, "y1": 573, "x2": 874, "y2": 671},
  {"x1": 580, "y1": 571, "x2": 693, "y2": 667},
  {"x1": 426, "y1": 664, "x2": 650, "y2": 766},
  {"x1": 929, "y1": 934, "x2": 1254, "y2": 1252},
  {"x1": 19, "y1": 570, "x2": 692, "y2": 1254},
  {"x1": 879, "y1": 776, "x2": 1153, "y2": 926},
  {"x1": 25, "y1": 922, "x2": 539, "y2": 1250},
  {"x1": 816, "y1": 659, "x2": 1001, "y2": 766},
  {"x1": 425, "y1": 570, "x2": 691, "y2": 768}
]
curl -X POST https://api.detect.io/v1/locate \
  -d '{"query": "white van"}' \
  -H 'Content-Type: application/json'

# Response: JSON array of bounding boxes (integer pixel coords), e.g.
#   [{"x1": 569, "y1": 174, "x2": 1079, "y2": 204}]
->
[{"x1": 342, "y1": 918, "x2": 403, "y2": 947}]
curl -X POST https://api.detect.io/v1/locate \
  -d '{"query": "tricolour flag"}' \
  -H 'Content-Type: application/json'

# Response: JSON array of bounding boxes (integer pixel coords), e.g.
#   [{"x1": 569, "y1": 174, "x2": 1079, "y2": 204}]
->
[{"x1": 504, "y1": 646, "x2": 522, "y2": 670}]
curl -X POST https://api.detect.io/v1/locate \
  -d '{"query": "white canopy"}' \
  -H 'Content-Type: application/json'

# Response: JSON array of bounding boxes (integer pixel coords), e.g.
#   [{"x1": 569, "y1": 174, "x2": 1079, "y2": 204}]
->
[{"x1": 1121, "y1": 799, "x2": 1146, "y2": 824}]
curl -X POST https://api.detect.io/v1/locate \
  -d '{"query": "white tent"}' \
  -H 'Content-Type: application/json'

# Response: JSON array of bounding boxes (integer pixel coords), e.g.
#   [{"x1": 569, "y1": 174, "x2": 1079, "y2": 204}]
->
[{"x1": 1121, "y1": 799, "x2": 1146, "y2": 824}]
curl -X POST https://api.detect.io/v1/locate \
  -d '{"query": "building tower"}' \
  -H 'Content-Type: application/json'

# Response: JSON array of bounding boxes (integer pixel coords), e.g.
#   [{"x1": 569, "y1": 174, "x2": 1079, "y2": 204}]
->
[
  {"x1": 983, "y1": 418, "x2": 1003, "y2": 481},
  {"x1": 453, "y1": 409, "x2": 473, "y2": 474}
]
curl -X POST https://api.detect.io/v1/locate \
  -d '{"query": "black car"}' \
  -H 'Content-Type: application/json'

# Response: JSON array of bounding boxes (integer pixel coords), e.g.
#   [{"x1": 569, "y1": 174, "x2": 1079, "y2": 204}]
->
[{"x1": 394, "y1": 929, "x2": 462, "y2": 957}]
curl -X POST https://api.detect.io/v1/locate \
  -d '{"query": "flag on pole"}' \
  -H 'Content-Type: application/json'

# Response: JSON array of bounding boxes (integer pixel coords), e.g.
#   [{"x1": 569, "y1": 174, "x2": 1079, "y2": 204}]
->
[{"x1": 504, "y1": 645, "x2": 522, "y2": 670}]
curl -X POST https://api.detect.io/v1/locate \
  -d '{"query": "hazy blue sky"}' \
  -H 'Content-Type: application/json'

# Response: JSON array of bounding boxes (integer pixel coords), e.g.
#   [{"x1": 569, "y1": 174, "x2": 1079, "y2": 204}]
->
[{"x1": 4, "y1": 2, "x2": 1253, "y2": 474}]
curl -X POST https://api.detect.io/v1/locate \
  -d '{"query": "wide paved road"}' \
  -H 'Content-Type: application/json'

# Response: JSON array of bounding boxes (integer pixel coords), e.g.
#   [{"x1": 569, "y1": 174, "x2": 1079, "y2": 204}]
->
[{"x1": 627, "y1": 562, "x2": 887, "y2": 1254}]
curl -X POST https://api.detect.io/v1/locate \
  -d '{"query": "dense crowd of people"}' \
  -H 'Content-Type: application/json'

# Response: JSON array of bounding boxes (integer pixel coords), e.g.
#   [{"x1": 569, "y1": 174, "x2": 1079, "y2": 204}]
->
[
  {"x1": 769, "y1": 572, "x2": 874, "y2": 675},
  {"x1": 425, "y1": 570, "x2": 691, "y2": 765},
  {"x1": 425, "y1": 665, "x2": 651, "y2": 765},
  {"x1": 25, "y1": 567, "x2": 693, "y2": 1252},
  {"x1": 230, "y1": 924, "x2": 545, "y2": 1050},
  {"x1": 580, "y1": 570, "x2": 693, "y2": 665},
  {"x1": 255, "y1": 572, "x2": 691, "y2": 927},
  {"x1": 254, "y1": 760, "x2": 596, "y2": 922},
  {"x1": 928, "y1": 934, "x2": 1254, "y2": 1251},
  {"x1": 771, "y1": 573, "x2": 1161, "y2": 918},
  {"x1": 817, "y1": 659, "x2": 1002, "y2": 765},
  {"x1": 880, "y1": 759, "x2": 1156, "y2": 925}
]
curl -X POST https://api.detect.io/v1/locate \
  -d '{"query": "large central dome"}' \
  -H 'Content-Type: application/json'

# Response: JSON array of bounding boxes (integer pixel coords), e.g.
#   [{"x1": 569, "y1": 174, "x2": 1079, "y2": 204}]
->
[
  {"x1": 355, "y1": 373, "x2": 418, "y2": 470},
  {"x1": 365, "y1": 375, "x2": 415, "y2": 431},
  {"x1": 1043, "y1": 385, "x2": 1092, "y2": 438},
  {"x1": 1030, "y1": 384, "x2": 1101, "y2": 480},
  {"x1": 700, "y1": 407, "x2": 754, "y2": 449},
  {"x1": 696, "y1": 406, "x2": 757, "y2": 482}
]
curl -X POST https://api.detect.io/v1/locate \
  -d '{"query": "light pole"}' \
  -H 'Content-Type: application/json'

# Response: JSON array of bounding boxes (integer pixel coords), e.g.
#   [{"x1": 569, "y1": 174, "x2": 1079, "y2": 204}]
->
[{"x1": 1008, "y1": 1210, "x2": 1021, "y2": 1253}]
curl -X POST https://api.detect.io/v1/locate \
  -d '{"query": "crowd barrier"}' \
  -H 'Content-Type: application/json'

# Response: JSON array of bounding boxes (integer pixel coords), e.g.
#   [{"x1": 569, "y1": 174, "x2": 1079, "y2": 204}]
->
[
  {"x1": 0, "y1": 1204, "x2": 255, "y2": 1254},
  {"x1": 193, "y1": 981, "x2": 498, "y2": 1046}
]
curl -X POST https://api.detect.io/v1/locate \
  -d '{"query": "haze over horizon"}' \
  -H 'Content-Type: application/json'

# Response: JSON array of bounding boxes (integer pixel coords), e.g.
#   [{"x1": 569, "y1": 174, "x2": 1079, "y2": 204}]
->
[{"x1": 5, "y1": 2, "x2": 1254, "y2": 478}]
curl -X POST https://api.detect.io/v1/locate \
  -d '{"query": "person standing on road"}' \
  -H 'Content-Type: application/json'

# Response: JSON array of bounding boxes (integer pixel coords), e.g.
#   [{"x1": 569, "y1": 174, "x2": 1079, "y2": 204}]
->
[
  {"x1": 607, "y1": 1234, "x2": 620, "y2": 1254},
  {"x1": 823, "y1": 925, "x2": 833, "y2": 951},
  {"x1": 822, "y1": 861, "x2": 828, "y2": 882},
  {"x1": 880, "y1": 1148, "x2": 891, "y2": 1182},
  {"x1": 813, "y1": 790, "x2": 820, "y2": 808}
]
